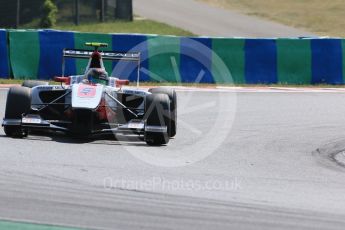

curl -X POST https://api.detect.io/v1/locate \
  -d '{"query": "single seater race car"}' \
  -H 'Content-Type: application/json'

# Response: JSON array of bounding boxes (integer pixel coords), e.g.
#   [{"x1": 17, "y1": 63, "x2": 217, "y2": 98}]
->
[{"x1": 2, "y1": 42, "x2": 177, "y2": 146}]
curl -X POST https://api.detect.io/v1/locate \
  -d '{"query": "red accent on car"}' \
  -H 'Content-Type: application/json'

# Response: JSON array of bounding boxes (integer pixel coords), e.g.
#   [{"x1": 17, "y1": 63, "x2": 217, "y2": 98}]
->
[
  {"x1": 97, "y1": 98, "x2": 107, "y2": 121},
  {"x1": 91, "y1": 51, "x2": 101, "y2": 59},
  {"x1": 54, "y1": 76, "x2": 70, "y2": 85},
  {"x1": 90, "y1": 51, "x2": 102, "y2": 68},
  {"x1": 116, "y1": 79, "x2": 129, "y2": 87},
  {"x1": 96, "y1": 98, "x2": 116, "y2": 122}
]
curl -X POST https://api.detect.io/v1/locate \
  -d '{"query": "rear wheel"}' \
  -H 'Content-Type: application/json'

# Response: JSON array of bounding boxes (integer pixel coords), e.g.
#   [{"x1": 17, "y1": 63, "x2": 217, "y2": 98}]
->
[
  {"x1": 4, "y1": 87, "x2": 31, "y2": 137},
  {"x1": 145, "y1": 94, "x2": 170, "y2": 146},
  {"x1": 149, "y1": 88, "x2": 177, "y2": 137},
  {"x1": 22, "y1": 80, "x2": 48, "y2": 88}
]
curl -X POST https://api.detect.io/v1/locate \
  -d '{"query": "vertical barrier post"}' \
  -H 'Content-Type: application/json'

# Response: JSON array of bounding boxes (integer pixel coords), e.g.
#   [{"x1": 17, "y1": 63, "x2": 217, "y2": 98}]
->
[
  {"x1": 75, "y1": 0, "x2": 79, "y2": 25},
  {"x1": 101, "y1": 0, "x2": 105, "y2": 22},
  {"x1": 16, "y1": 0, "x2": 20, "y2": 28}
]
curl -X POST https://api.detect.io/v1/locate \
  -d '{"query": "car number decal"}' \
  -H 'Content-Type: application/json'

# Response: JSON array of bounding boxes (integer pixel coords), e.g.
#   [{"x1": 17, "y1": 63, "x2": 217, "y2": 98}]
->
[{"x1": 78, "y1": 85, "x2": 97, "y2": 98}]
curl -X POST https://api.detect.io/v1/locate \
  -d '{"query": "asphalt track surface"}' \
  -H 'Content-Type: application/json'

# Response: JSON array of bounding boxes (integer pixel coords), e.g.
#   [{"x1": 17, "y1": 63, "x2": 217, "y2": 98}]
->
[
  {"x1": 2, "y1": 87, "x2": 345, "y2": 229},
  {"x1": 133, "y1": 0, "x2": 315, "y2": 37}
]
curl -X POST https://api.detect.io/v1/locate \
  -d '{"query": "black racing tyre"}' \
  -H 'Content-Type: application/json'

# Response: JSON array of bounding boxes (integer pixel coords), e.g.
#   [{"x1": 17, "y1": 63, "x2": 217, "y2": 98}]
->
[
  {"x1": 145, "y1": 94, "x2": 170, "y2": 146},
  {"x1": 22, "y1": 80, "x2": 48, "y2": 88},
  {"x1": 4, "y1": 87, "x2": 31, "y2": 137},
  {"x1": 148, "y1": 88, "x2": 177, "y2": 137}
]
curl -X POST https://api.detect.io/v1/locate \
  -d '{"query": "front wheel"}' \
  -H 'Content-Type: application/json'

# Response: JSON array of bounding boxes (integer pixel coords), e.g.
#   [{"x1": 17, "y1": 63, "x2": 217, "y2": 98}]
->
[
  {"x1": 149, "y1": 88, "x2": 177, "y2": 137},
  {"x1": 3, "y1": 87, "x2": 31, "y2": 137},
  {"x1": 144, "y1": 94, "x2": 171, "y2": 146}
]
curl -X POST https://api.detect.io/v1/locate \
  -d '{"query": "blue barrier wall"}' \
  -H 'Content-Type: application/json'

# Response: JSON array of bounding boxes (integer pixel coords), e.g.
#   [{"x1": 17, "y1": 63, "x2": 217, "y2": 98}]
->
[
  {"x1": 0, "y1": 29, "x2": 9, "y2": 78},
  {"x1": 311, "y1": 39, "x2": 343, "y2": 84},
  {"x1": 112, "y1": 34, "x2": 150, "y2": 81},
  {"x1": 38, "y1": 30, "x2": 76, "y2": 79},
  {"x1": 180, "y1": 37, "x2": 214, "y2": 83},
  {"x1": 245, "y1": 39, "x2": 277, "y2": 84},
  {"x1": 4, "y1": 30, "x2": 345, "y2": 84}
]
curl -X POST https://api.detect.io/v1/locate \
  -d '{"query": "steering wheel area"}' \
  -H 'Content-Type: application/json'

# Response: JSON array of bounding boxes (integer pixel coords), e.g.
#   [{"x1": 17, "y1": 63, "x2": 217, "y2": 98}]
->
[{"x1": 85, "y1": 68, "x2": 109, "y2": 83}]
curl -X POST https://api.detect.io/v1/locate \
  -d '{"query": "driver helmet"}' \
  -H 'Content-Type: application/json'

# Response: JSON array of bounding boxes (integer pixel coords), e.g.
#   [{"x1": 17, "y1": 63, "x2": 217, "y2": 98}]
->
[{"x1": 87, "y1": 68, "x2": 109, "y2": 82}]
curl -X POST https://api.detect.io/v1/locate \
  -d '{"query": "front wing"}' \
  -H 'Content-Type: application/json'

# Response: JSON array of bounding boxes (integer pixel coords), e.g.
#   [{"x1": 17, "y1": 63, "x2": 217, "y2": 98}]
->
[{"x1": 2, "y1": 115, "x2": 167, "y2": 136}]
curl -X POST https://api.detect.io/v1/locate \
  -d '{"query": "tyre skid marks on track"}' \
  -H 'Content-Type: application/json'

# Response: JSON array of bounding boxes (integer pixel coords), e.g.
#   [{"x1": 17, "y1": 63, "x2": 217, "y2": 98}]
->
[{"x1": 313, "y1": 139, "x2": 345, "y2": 171}]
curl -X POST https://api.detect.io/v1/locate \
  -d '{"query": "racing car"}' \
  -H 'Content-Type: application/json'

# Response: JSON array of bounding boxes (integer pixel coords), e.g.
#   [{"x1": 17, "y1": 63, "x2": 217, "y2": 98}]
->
[{"x1": 2, "y1": 42, "x2": 177, "y2": 145}]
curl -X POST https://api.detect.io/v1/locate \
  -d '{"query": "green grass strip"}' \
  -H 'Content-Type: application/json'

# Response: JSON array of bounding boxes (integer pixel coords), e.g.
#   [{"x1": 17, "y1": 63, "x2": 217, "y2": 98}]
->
[{"x1": 54, "y1": 20, "x2": 194, "y2": 37}]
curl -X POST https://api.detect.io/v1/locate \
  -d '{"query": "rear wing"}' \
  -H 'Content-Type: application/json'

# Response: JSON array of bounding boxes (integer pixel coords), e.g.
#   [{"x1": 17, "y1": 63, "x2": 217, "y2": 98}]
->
[
  {"x1": 62, "y1": 49, "x2": 141, "y2": 87},
  {"x1": 63, "y1": 49, "x2": 141, "y2": 61}
]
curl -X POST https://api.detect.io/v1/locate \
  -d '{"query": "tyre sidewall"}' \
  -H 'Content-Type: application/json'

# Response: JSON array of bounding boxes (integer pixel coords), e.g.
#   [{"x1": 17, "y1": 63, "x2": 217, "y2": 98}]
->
[
  {"x1": 148, "y1": 87, "x2": 177, "y2": 137},
  {"x1": 145, "y1": 93, "x2": 170, "y2": 145}
]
